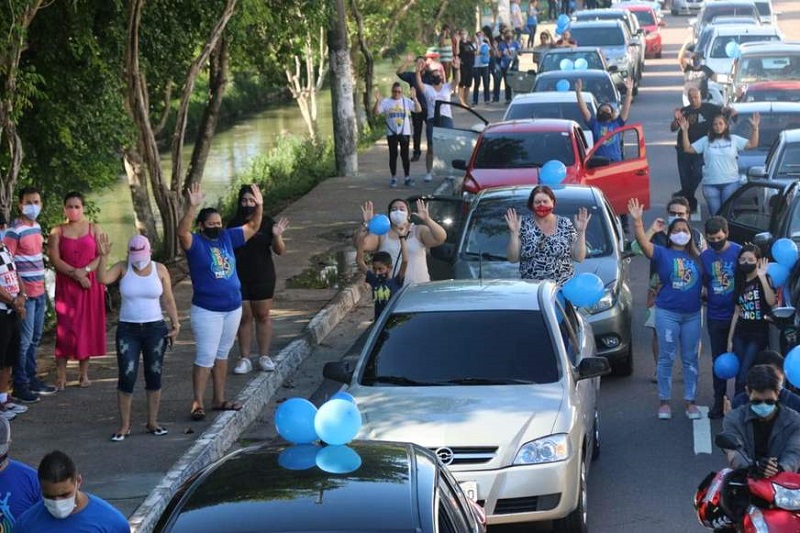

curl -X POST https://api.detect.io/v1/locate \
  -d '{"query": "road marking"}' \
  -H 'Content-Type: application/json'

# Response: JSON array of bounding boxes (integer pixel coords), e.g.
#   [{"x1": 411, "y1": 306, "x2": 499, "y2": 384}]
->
[{"x1": 694, "y1": 405, "x2": 712, "y2": 455}]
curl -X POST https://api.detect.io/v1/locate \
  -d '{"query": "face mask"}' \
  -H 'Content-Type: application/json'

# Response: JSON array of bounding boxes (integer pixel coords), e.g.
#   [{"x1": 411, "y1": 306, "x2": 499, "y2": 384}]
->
[
  {"x1": 203, "y1": 227, "x2": 221, "y2": 240},
  {"x1": 667, "y1": 215, "x2": 679, "y2": 226},
  {"x1": 389, "y1": 211, "x2": 408, "y2": 226},
  {"x1": 241, "y1": 205, "x2": 256, "y2": 218},
  {"x1": 132, "y1": 260, "x2": 150, "y2": 270},
  {"x1": 44, "y1": 494, "x2": 76, "y2": 519},
  {"x1": 751, "y1": 402, "x2": 777, "y2": 418},
  {"x1": 739, "y1": 262, "x2": 756, "y2": 274},
  {"x1": 597, "y1": 111, "x2": 612, "y2": 121},
  {"x1": 376, "y1": 274, "x2": 388, "y2": 282},
  {"x1": 65, "y1": 211, "x2": 82, "y2": 222},
  {"x1": 432, "y1": 77, "x2": 442, "y2": 85},
  {"x1": 669, "y1": 232, "x2": 691, "y2": 246},
  {"x1": 709, "y1": 239, "x2": 727, "y2": 252},
  {"x1": 534, "y1": 205, "x2": 553, "y2": 218},
  {"x1": 22, "y1": 204, "x2": 41, "y2": 220}
]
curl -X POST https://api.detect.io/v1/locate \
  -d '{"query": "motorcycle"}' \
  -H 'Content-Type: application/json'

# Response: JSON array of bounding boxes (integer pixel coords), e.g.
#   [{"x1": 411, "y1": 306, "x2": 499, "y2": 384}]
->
[{"x1": 695, "y1": 433, "x2": 800, "y2": 531}]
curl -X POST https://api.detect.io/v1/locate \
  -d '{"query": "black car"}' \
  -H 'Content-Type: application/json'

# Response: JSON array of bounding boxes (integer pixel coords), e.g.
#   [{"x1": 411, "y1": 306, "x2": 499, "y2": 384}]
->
[
  {"x1": 537, "y1": 46, "x2": 627, "y2": 92},
  {"x1": 154, "y1": 440, "x2": 486, "y2": 533}
]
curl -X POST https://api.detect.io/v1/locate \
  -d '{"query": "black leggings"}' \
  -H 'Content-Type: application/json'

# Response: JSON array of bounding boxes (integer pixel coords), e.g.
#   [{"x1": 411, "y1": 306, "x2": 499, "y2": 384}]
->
[{"x1": 387, "y1": 134, "x2": 410, "y2": 177}]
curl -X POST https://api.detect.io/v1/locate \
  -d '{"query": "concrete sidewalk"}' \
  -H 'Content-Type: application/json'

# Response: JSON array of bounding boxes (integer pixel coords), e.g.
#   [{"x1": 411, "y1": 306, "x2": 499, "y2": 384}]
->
[{"x1": 9, "y1": 101, "x2": 507, "y2": 531}]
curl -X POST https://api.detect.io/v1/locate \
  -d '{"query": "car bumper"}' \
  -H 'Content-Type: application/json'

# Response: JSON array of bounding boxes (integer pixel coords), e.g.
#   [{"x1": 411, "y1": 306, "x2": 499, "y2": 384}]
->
[
  {"x1": 584, "y1": 296, "x2": 631, "y2": 362},
  {"x1": 646, "y1": 39, "x2": 661, "y2": 57},
  {"x1": 451, "y1": 453, "x2": 581, "y2": 525}
]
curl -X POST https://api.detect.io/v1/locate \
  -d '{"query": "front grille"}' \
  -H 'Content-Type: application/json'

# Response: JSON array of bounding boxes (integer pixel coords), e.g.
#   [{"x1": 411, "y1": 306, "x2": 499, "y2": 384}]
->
[
  {"x1": 494, "y1": 493, "x2": 561, "y2": 514},
  {"x1": 429, "y1": 446, "x2": 498, "y2": 465}
]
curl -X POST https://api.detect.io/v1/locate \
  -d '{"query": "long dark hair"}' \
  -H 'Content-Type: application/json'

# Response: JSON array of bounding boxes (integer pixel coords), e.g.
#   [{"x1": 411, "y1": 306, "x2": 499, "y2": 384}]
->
[
  {"x1": 228, "y1": 184, "x2": 263, "y2": 228},
  {"x1": 734, "y1": 243, "x2": 762, "y2": 297},
  {"x1": 708, "y1": 114, "x2": 731, "y2": 142}
]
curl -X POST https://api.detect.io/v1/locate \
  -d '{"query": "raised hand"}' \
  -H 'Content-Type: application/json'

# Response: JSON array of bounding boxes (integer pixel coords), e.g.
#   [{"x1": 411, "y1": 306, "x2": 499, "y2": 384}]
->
[
  {"x1": 624, "y1": 77, "x2": 634, "y2": 95},
  {"x1": 650, "y1": 218, "x2": 666, "y2": 234},
  {"x1": 757, "y1": 257, "x2": 769, "y2": 278},
  {"x1": 575, "y1": 79, "x2": 583, "y2": 92},
  {"x1": 250, "y1": 183, "x2": 263, "y2": 206},
  {"x1": 410, "y1": 86, "x2": 417, "y2": 100},
  {"x1": 574, "y1": 207, "x2": 592, "y2": 233},
  {"x1": 415, "y1": 199, "x2": 430, "y2": 223},
  {"x1": 673, "y1": 108, "x2": 683, "y2": 122},
  {"x1": 96, "y1": 233, "x2": 112, "y2": 257},
  {"x1": 505, "y1": 207, "x2": 521, "y2": 233},
  {"x1": 360, "y1": 201, "x2": 374, "y2": 224},
  {"x1": 187, "y1": 183, "x2": 205, "y2": 207},
  {"x1": 273, "y1": 217, "x2": 289, "y2": 236},
  {"x1": 677, "y1": 115, "x2": 689, "y2": 131},
  {"x1": 749, "y1": 111, "x2": 760, "y2": 128},
  {"x1": 628, "y1": 198, "x2": 644, "y2": 220}
]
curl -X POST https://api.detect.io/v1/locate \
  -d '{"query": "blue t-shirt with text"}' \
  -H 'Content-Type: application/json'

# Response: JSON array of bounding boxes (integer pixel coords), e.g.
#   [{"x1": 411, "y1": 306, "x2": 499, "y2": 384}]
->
[
  {"x1": 366, "y1": 271, "x2": 404, "y2": 321},
  {"x1": 15, "y1": 494, "x2": 130, "y2": 533},
  {"x1": 186, "y1": 228, "x2": 246, "y2": 312},
  {"x1": 0, "y1": 460, "x2": 41, "y2": 530},
  {"x1": 587, "y1": 117, "x2": 625, "y2": 162},
  {"x1": 498, "y1": 40, "x2": 521, "y2": 70},
  {"x1": 701, "y1": 242, "x2": 741, "y2": 321},
  {"x1": 652, "y1": 245, "x2": 703, "y2": 313}
]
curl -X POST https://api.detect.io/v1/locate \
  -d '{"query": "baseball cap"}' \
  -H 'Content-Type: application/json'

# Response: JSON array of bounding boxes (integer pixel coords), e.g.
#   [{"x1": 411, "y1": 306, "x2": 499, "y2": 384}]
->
[
  {"x1": 128, "y1": 235, "x2": 151, "y2": 263},
  {"x1": 0, "y1": 417, "x2": 10, "y2": 456}
]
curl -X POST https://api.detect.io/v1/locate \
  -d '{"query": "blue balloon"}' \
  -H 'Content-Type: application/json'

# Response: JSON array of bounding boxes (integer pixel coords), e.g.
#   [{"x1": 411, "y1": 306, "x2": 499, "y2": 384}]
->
[
  {"x1": 275, "y1": 398, "x2": 319, "y2": 444},
  {"x1": 557, "y1": 14, "x2": 571, "y2": 27},
  {"x1": 540, "y1": 160, "x2": 567, "y2": 187},
  {"x1": 560, "y1": 58, "x2": 575, "y2": 71},
  {"x1": 786, "y1": 346, "x2": 800, "y2": 389},
  {"x1": 574, "y1": 58, "x2": 589, "y2": 71},
  {"x1": 278, "y1": 444, "x2": 321, "y2": 470},
  {"x1": 767, "y1": 262, "x2": 790, "y2": 287},
  {"x1": 563, "y1": 273, "x2": 604, "y2": 307},
  {"x1": 725, "y1": 41, "x2": 740, "y2": 59},
  {"x1": 368, "y1": 214, "x2": 391, "y2": 236},
  {"x1": 314, "y1": 399, "x2": 362, "y2": 446},
  {"x1": 556, "y1": 79, "x2": 570, "y2": 92},
  {"x1": 713, "y1": 352, "x2": 740, "y2": 380},
  {"x1": 772, "y1": 238, "x2": 798, "y2": 269},
  {"x1": 316, "y1": 445, "x2": 363, "y2": 474},
  {"x1": 331, "y1": 391, "x2": 356, "y2": 404}
]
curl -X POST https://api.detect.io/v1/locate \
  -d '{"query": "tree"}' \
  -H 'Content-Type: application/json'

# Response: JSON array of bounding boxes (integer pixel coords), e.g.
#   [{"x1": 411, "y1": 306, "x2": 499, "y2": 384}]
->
[
  {"x1": 285, "y1": 28, "x2": 329, "y2": 142},
  {"x1": 329, "y1": 0, "x2": 358, "y2": 176}
]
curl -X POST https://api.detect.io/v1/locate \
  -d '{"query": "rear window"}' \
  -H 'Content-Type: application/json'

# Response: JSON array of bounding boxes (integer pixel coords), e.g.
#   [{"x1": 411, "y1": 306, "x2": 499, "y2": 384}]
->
[
  {"x1": 462, "y1": 196, "x2": 612, "y2": 259},
  {"x1": 534, "y1": 76, "x2": 617, "y2": 106},
  {"x1": 631, "y1": 10, "x2": 655, "y2": 26},
  {"x1": 539, "y1": 52, "x2": 605, "y2": 72},
  {"x1": 702, "y1": 5, "x2": 758, "y2": 24},
  {"x1": 505, "y1": 102, "x2": 593, "y2": 123},
  {"x1": 709, "y1": 35, "x2": 780, "y2": 58},
  {"x1": 731, "y1": 112, "x2": 800, "y2": 149},
  {"x1": 361, "y1": 310, "x2": 559, "y2": 386},
  {"x1": 568, "y1": 27, "x2": 625, "y2": 47},
  {"x1": 474, "y1": 131, "x2": 575, "y2": 168},
  {"x1": 738, "y1": 55, "x2": 800, "y2": 82},
  {"x1": 744, "y1": 88, "x2": 800, "y2": 103}
]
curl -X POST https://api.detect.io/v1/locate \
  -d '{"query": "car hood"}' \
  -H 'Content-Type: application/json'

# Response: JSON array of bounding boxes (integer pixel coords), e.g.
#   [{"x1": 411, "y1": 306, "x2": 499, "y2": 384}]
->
[
  {"x1": 453, "y1": 255, "x2": 617, "y2": 285},
  {"x1": 604, "y1": 46, "x2": 629, "y2": 59},
  {"x1": 352, "y1": 383, "x2": 565, "y2": 450},
  {"x1": 470, "y1": 167, "x2": 579, "y2": 191}
]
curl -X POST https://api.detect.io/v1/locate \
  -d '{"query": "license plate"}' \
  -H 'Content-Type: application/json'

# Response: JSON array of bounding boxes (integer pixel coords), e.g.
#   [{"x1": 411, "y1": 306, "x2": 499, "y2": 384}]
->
[{"x1": 460, "y1": 481, "x2": 478, "y2": 502}]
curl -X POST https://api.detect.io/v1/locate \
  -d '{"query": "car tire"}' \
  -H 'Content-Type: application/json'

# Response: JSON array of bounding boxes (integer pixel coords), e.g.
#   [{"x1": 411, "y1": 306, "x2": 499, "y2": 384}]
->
[
  {"x1": 554, "y1": 458, "x2": 588, "y2": 533},
  {"x1": 591, "y1": 413, "x2": 601, "y2": 461},
  {"x1": 612, "y1": 344, "x2": 634, "y2": 377}
]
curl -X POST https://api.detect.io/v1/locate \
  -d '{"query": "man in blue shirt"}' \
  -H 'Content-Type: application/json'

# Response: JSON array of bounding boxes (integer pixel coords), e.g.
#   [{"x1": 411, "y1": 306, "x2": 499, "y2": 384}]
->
[
  {"x1": 0, "y1": 417, "x2": 41, "y2": 530},
  {"x1": 575, "y1": 77, "x2": 633, "y2": 162},
  {"x1": 496, "y1": 29, "x2": 521, "y2": 103},
  {"x1": 701, "y1": 216, "x2": 742, "y2": 418},
  {"x1": 16, "y1": 450, "x2": 129, "y2": 532}
]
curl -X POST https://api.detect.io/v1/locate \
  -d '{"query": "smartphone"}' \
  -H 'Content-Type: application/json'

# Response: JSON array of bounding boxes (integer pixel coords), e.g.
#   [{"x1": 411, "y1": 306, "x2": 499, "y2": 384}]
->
[{"x1": 165, "y1": 334, "x2": 173, "y2": 351}]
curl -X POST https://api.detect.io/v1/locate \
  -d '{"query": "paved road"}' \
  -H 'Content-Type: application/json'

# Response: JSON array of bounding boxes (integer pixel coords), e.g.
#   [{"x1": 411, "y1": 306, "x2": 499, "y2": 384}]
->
[{"x1": 238, "y1": 2, "x2": 800, "y2": 532}]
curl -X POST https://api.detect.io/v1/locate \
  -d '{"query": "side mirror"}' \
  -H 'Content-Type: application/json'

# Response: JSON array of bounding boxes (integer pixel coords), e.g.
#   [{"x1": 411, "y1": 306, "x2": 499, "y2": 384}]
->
[
  {"x1": 608, "y1": 65, "x2": 619, "y2": 72},
  {"x1": 587, "y1": 156, "x2": 611, "y2": 168},
  {"x1": 323, "y1": 361, "x2": 354, "y2": 384},
  {"x1": 430, "y1": 243, "x2": 456, "y2": 262},
  {"x1": 715, "y1": 432, "x2": 740, "y2": 451},
  {"x1": 452, "y1": 159, "x2": 468, "y2": 171},
  {"x1": 747, "y1": 165, "x2": 767, "y2": 179},
  {"x1": 576, "y1": 356, "x2": 611, "y2": 381},
  {"x1": 753, "y1": 231, "x2": 773, "y2": 249}
]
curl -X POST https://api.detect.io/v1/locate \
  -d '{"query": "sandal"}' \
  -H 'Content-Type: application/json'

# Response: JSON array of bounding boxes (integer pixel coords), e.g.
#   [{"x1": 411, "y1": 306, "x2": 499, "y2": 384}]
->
[
  {"x1": 146, "y1": 425, "x2": 168, "y2": 436},
  {"x1": 110, "y1": 430, "x2": 131, "y2": 442},
  {"x1": 190, "y1": 407, "x2": 206, "y2": 421},
  {"x1": 212, "y1": 400, "x2": 243, "y2": 412}
]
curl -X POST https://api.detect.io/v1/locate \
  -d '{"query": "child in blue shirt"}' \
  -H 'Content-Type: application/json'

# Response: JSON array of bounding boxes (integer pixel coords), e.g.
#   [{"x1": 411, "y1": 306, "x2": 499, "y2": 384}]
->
[{"x1": 357, "y1": 234, "x2": 408, "y2": 321}]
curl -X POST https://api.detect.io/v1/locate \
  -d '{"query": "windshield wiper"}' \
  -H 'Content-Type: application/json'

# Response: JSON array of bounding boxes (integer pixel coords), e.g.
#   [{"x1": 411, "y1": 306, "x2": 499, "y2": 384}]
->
[
  {"x1": 464, "y1": 251, "x2": 507, "y2": 261},
  {"x1": 363, "y1": 375, "x2": 434, "y2": 386},
  {"x1": 439, "y1": 377, "x2": 537, "y2": 385}
]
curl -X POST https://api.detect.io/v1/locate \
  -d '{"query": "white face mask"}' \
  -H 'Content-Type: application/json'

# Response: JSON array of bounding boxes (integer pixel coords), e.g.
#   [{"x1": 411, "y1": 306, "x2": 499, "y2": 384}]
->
[
  {"x1": 44, "y1": 494, "x2": 76, "y2": 519},
  {"x1": 132, "y1": 259, "x2": 150, "y2": 271},
  {"x1": 389, "y1": 210, "x2": 408, "y2": 226},
  {"x1": 670, "y1": 232, "x2": 691, "y2": 246},
  {"x1": 22, "y1": 204, "x2": 41, "y2": 221}
]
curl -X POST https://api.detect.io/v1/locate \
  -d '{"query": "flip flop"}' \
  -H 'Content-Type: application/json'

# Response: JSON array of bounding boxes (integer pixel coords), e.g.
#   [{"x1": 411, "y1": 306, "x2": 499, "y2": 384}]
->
[
  {"x1": 110, "y1": 430, "x2": 131, "y2": 442},
  {"x1": 146, "y1": 425, "x2": 168, "y2": 436},
  {"x1": 212, "y1": 400, "x2": 243, "y2": 412},
  {"x1": 191, "y1": 407, "x2": 206, "y2": 421}
]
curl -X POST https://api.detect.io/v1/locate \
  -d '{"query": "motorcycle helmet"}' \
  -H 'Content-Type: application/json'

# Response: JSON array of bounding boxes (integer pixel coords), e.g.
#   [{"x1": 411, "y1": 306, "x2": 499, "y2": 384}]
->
[{"x1": 695, "y1": 470, "x2": 735, "y2": 530}]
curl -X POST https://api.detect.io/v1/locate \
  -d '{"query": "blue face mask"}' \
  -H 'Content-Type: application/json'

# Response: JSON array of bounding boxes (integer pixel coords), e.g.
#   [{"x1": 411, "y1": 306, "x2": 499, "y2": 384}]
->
[
  {"x1": 751, "y1": 402, "x2": 777, "y2": 418},
  {"x1": 667, "y1": 215, "x2": 678, "y2": 226}
]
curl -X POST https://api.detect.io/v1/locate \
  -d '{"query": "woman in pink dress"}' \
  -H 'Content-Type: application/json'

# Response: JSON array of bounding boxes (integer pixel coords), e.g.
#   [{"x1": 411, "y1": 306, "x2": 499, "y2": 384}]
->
[{"x1": 48, "y1": 191, "x2": 107, "y2": 389}]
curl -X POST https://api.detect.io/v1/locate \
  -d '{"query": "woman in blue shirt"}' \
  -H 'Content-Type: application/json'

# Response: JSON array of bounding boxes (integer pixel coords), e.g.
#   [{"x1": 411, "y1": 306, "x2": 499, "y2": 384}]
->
[
  {"x1": 629, "y1": 198, "x2": 703, "y2": 421},
  {"x1": 178, "y1": 183, "x2": 264, "y2": 421}
]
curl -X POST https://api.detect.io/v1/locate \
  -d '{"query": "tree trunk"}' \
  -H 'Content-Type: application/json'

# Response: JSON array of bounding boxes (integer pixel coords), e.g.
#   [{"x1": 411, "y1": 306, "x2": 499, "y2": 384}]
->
[
  {"x1": 349, "y1": 0, "x2": 374, "y2": 123},
  {"x1": 123, "y1": 146, "x2": 159, "y2": 240},
  {"x1": 329, "y1": 0, "x2": 358, "y2": 176}
]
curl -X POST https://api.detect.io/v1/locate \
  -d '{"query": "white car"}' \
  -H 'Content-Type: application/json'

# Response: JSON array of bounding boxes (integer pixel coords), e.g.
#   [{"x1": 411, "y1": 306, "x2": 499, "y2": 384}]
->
[
  {"x1": 503, "y1": 92, "x2": 598, "y2": 148},
  {"x1": 323, "y1": 279, "x2": 610, "y2": 529},
  {"x1": 698, "y1": 25, "x2": 782, "y2": 76}
]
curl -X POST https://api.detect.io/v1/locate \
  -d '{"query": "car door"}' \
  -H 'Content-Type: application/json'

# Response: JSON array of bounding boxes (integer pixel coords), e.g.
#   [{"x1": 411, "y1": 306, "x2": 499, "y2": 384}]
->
[
  {"x1": 407, "y1": 195, "x2": 469, "y2": 281},
  {"x1": 432, "y1": 101, "x2": 489, "y2": 179},
  {"x1": 583, "y1": 123, "x2": 650, "y2": 215},
  {"x1": 717, "y1": 181, "x2": 787, "y2": 251}
]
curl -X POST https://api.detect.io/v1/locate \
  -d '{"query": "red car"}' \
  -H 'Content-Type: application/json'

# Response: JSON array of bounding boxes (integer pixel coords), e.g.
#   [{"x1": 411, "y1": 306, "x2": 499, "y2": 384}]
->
[
  {"x1": 436, "y1": 114, "x2": 650, "y2": 215},
  {"x1": 738, "y1": 81, "x2": 800, "y2": 103},
  {"x1": 620, "y1": 3, "x2": 665, "y2": 59}
]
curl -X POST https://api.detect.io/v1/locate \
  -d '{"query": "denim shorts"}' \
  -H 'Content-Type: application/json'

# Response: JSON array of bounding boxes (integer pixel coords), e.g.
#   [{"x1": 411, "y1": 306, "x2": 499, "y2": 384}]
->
[{"x1": 116, "y1": 320, "x2": 168, "y2": 394}]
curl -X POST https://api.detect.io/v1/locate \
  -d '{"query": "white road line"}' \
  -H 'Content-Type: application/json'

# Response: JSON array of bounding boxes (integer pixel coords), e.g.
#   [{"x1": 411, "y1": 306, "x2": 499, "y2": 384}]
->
[{"x1": 694, "y1": 405, "x2": 712, "y2": 455}]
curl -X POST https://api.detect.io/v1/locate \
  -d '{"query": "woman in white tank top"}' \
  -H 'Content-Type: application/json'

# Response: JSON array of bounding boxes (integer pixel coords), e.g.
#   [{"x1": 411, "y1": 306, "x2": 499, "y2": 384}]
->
[
  {"x1": 355, "y1": 198, "x2": 447, "y2": 286},
  {"x1": 96, "y1": 234, "x2": 179, "y2": 442}
]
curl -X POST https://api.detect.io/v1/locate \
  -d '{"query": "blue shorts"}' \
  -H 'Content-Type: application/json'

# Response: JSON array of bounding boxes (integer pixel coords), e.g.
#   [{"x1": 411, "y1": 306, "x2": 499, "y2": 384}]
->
[{"x1": 425, "y1": 115, "x2": 454, "y2": 149}]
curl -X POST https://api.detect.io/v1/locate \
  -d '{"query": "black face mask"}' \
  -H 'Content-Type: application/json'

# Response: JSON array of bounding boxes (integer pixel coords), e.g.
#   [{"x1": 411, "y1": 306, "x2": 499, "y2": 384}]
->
[
  {"x1": 432, "y1": 77, "x2": 442, "y2": 85},
  {"x1": 203, "y1": 227, "x2": 221, "y2": 240},
  {"x1": 241, "y1": 205, "x2": 256, "y2": 218},
  {"x1": 597, "y1": 111, "x2": 612, "y2": 121},
  {"x1": 709, "y1": 239, "x2": 727, "y2": 251},
  {"x1": 739, "y1": 263, "x2": 756, "y2": 274}
]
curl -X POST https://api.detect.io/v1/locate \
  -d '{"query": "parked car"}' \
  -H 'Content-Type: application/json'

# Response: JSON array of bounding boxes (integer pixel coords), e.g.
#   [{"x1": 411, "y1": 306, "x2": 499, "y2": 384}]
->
[
  {"x1": 323, "y1": 278, "x2": 611, "y2": 529},
  {"x1": 503, "y1": 91, "x2": 599, "y2": 147},
  {"x1": 746, "y1": 129, "x2": 800, "y2": 181},
  {"x1": 532, "y1": 69, "x2": 622, "y2": 109},
  {"x1": 692, "y1": 1, "x2": 760, "y2": 41},
  {"x1": 738, "y1": 80, "x2": 800, "y2": 102},
  {"x1": 724, "y1": 42, "x2": 800, "y2": 104},
  {"x1": 572, "y1": 10, "x2": 646, "y2": 76},
  {"x1": 565, "y1": 20, "x2": 642, "y2": 94},
  {"x1": 696, "y1": 25, "x2": 782, "y2": 76},
  {"x1": 620, "y1": 3, "x2": 665, "y2": 58},
  {"x1": 729, "y1": 101, "x2": 800, "y2": 178},
  {"x1": 417, "y1": 185, "x2": 635, "y2": 374},
  {"x1": 154, "y1": 440, "x2": 487, "y2": 532},
  {"x1": 671, "y1": 0, "x2": 703, "y2": 17},
  {"x1": 537, "y1": 46, "x2": 626, "y2": 93}
]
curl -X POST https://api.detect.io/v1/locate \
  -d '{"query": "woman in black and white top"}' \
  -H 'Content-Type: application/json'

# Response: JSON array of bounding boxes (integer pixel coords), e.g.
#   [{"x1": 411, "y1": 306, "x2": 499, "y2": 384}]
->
[
  {"x1": 373, "y1": 82, "x2": 422, "y2": 188},
  {"x1": 505, "y1": 185, "x2": 590, "y2": 285}
]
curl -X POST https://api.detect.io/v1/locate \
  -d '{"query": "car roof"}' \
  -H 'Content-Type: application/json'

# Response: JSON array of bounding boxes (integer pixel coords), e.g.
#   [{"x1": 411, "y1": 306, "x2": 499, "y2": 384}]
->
[
  {"x1": 510, "y1": 91, "x2": 597, "y2": 104},
  {"x1": 394, "y1": 279, "x2": 553, "y2": 313},
  {"x1": 535, "y1": 69, "x2": 612, "y2": 80},
  {"x1": 780, "y1": 129, "x2": 800, "y2": 142},
  {"x1": 482, "y1": 118, "x2": 578, "y2": 133},
  {"x1": 568, "y1": 19, "x2": 626, "y2": 30},
  {"x1": 709, "y1": 24, "x2": 780, "y2": 36},
  {"x1": 475, "y1": 184, "x2": 602, "y2": 205},
  {"x1": 704, "y1": 0, "x2": 758, "y2": 8},
  {"x1": 738, "y1": 42, "x2": 800, "y2": 55},
  {"x1": 540, "y1": 46, "x2": 603, "y2": 55},
  {"x1": 158, "y1": 440, "x2": 439, "y2": 532},
  {"x1": 575, "y1": 8, "x2": 631, "y2": 17},
  {"x1": 731, "y1": 102, "x2": 800, "y2": 113},
  {"x1": 620, "y1": 3, "x2": 656, "y2": 12}
]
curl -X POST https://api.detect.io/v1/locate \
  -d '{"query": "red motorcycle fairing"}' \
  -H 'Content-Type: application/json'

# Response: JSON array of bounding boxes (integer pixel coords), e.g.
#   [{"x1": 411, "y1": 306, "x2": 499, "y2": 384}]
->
[
  {"x1": 743, "y1": 505, "x2": 800, "y2": 533},
  {"x1": 748, "y1": 471, "x2": 800, "y2": 509}
]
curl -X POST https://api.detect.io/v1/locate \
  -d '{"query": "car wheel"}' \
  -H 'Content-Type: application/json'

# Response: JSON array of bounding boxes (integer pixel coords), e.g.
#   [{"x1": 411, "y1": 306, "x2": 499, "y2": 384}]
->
[
  {"x1": 591, "y1": 412, "x2": 601, "y2": 461},
  {"x1": 612, "y1": 343, "x2": 634, "y2": 377},
  {"x1": 554, "y1": 458, "x2": 588, "y2": 533}
]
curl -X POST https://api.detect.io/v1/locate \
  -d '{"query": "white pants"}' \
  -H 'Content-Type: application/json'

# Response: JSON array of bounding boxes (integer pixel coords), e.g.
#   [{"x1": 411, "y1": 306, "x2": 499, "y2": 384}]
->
[{"x1": 190, "y1": 305, "x2": 243, "y2": 368}]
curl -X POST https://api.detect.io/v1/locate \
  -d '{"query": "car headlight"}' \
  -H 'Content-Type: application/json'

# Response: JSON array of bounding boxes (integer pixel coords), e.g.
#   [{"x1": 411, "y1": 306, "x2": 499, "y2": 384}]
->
[
  {"x1": 773, "y1": 483, "x2": 800, "y2": 510},
  {"x1": 513, "y1": 434, "x2": 571, "y2": 465},
  {"x1": 585, "y1": 284, "x2": 618, "y2": 315}
]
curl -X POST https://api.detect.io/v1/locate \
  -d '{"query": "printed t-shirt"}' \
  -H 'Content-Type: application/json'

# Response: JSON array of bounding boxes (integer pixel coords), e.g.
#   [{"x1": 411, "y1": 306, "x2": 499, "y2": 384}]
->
[
  {"x1": 652, "y1": 245, "x2": 702, "y2": 313},
  {"x1": 701, "y1": 242, "x2": 741, "y2": 321},
  {"x1": 186, "y1": 228, "x2": 245, "y2": 312}
]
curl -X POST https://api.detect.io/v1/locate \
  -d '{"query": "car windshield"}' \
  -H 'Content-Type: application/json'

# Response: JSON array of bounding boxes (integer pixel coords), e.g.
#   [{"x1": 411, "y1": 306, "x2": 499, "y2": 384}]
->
[
  {"x1": 505, "y1": 102, "x2": 593, "y2": 123},
  {"x1": 702, "y1": 5, "x2": 758, "y2": 24},
  {"x1": 777, "y1": 145, "x2": 800, "y2": 176},
  {"x1": 632, "y1": 10, "x2": 656, "y2": 26},
  {"x1": 462, "y1": 195, "x2": 612, "y2": 259},
  {"x1": 732, "y1": 112, "x2": 800, "y2": 149},
  {"x1": 473, "y1": 131, "x2": 576, "y2": 168},
  {"x1": 568, "y1": 27, "x2": 625, "y2": 47},
  {"x1": 737, "y1": 54, "x2": 800, "y2": 82},
  {"x1": 534, "y1": 76, "x2": 617, "y2": 105},
  {"x1": 755, "y1": 2, "x2": 771, "y2": 16},
  {"x1": 539, "y1": 52, "x2": 604, "y2": 72},
  {"x1": 360, "y1": 310, "x2": 559, "y2": 386},
  {"x1": 710, "y1": 35, "x2": 780, "y2": 59}
]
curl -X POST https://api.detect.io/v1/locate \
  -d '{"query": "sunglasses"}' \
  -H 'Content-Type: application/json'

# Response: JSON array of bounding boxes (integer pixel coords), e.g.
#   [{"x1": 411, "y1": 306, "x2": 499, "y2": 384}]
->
[{"x1": 751, "y1": 399, "x2": 778, "y2": 406}]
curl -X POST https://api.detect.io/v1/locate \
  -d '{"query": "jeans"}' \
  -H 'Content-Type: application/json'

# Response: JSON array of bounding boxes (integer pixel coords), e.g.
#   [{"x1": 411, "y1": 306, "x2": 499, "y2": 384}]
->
[
  {"x1": 13, "y1": 294, "x2": 46, "y2": 389},
  {"x1": 707, "y1": 318, "x2": 732, "y2": 403},
  {"x1": 411, "y1": 112, "x2": 425, "y2": 156},
  {"x1": 490, "y1": 61, "x2": 502, "y2": 102},
  {"x1": 387, "y1": 134, "x2": 410, "y2": 177},
  {"x1": 472, "y1": 66, "x2": 490, "y2": 104},
  {"x1": 703, "y1": 181, "x2": 740, "y2": 217},
  {"x1": 676, "y1": 148, "x2": 703, "y2": 212},
  {"x1": 190, "y1": 305, "x2": 243, "y2": 368},
  {"x1": 733, "y1": 329, "x2": 769, "y2": 395},
  {"x1": 116, "y1": 320, "x2": 168, "y2": 394},
  {"x1": 526, "y1": 25, "x2": 537, "y2": 48},
  {"x1": 655, "y1": 308, "x2": 701, "y2": 401},
  {"x1": 500, "y1": 67, "x2": 513, "y2": 102}
]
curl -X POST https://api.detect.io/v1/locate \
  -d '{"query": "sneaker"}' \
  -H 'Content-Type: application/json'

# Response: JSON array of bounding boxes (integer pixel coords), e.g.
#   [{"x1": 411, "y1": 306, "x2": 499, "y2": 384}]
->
[
  {"x1": 12, "y1": 388, "x2": 40, "y2": 404},
  {"x1": 258, "y1": 355, "x2": 276, "y2": 372},
  {"x1": 390, "y1": 177, "x2": 398, "y2": 188},
  {"x1": 233, "y1": 358, "x2": 253, "y2": 375},
  {"x1": 2, "y1": 401, "x2": 27, "y2": 414},
  {"x1": 0, "y1": 410, "x2": 16, "y2": 421},
  {"x1": 404, "y1": 177, "x2": 415, "y2": 187},
  {"x1": 686, "y1": 404, "x2": 702, "y2": 420},
  {"x1": 657, "y1": 405, "x2": 672, "y2": 420},
  {"x1": 410, "y1": 153, "x2": 421, "y2": 162},
  {"x1": 31, "y1": 380, "x2": 57, "y2": 396},
  {"x1": 423, "y1": 174, "x2": 432, "y2": 183},
  {"x1": 708, "y1": 401, "x2": 724, "y2": 419}
]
